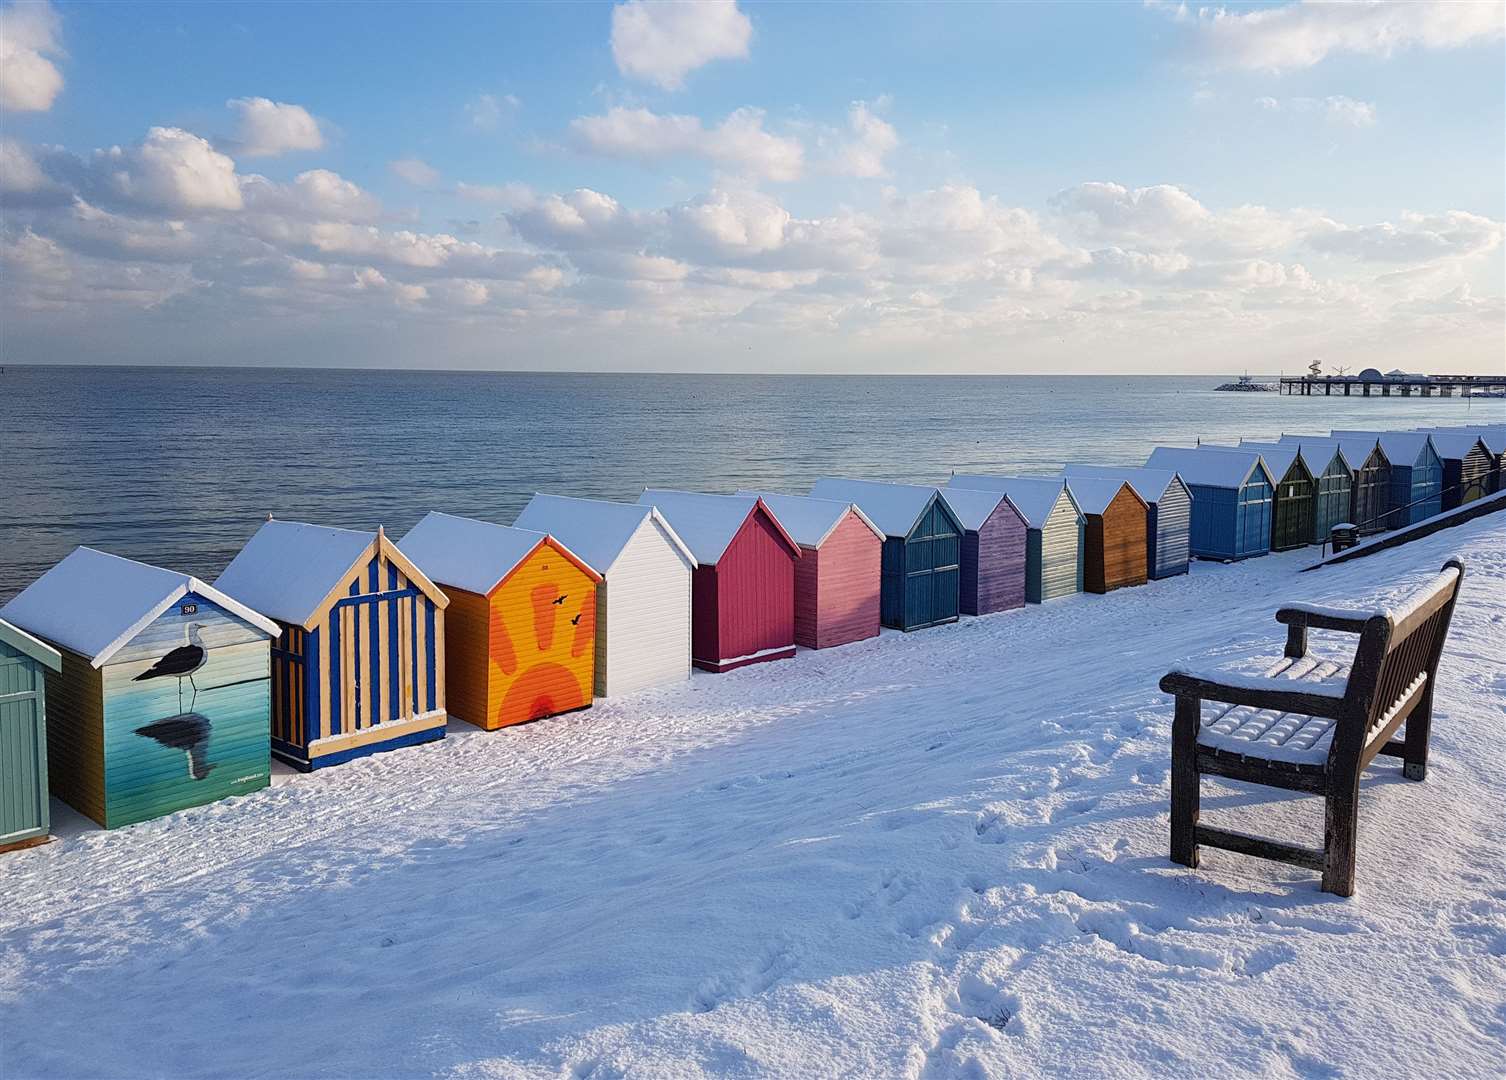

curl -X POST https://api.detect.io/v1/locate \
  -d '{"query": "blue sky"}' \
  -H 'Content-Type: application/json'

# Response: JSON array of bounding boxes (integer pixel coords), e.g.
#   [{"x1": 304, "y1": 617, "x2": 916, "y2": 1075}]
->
[{"x1": 2, "y1": 0, "x2": 1503, "y2": 372}]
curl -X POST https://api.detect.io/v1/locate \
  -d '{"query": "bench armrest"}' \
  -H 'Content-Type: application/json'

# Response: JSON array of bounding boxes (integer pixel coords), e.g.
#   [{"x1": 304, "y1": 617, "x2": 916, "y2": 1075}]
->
[
  {"x1": 1275, "y1": 603, "x2": 1374, "y2": 633},
  {"x1": 1160, "y1": 667, "x2": 1348, "y2": 719}
]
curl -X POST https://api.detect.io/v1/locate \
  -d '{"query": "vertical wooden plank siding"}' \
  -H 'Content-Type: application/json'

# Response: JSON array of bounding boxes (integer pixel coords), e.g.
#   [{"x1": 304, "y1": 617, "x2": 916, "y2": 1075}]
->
[
  {"x1": 1038, "y1": 496, "x2": 1083, "y2": 601},
  {"x1": 1311, "y1": 463, "x2": 1352, "y2": 543},
  {"x1": 41, "y1": 651, "x2": 106, "y2": 824},
  {"x1": 894, "y1": 500, "x2": 961, "y2": 631},
  {"x1": 0, "y1": 646, "x2": 50, "y2": 848},
  {"x1": 811, "y1": 513, "x2": 882, "y2": 648},
  {"x1": 1352, "y1": 453, "x2": 1391, "y2": 534},
  {"x1": 1270, "y1": 462, "x2": 1316, "y2": 551},
  {"x1": 792, "y1": 546, "x2": 821, "y2": 649},
  {"x1": 1082, "y1": 489, "x2": 1148, "y2": 593},
  {"x1": 712, "y1": 509, "x2": 797, "y2": 669},
  {"x1": 690, "y1": 564, "x2": 721, "y2": 670},
  {"x1": 599, "y1": 520, "x2": 695, "y2": 696},
  {"x1": 964, "y1": 502, "x2": 1027, "y2": 615},
  {"x1": 1151, "y1": 481, "x2": 1192, "y2": 578}
]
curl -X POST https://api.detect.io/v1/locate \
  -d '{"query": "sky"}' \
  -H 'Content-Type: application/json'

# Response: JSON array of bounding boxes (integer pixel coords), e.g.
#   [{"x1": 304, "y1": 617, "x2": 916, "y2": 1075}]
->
[{"x1": 1, "y1": 0, "x2": 1503, "y2": 374}]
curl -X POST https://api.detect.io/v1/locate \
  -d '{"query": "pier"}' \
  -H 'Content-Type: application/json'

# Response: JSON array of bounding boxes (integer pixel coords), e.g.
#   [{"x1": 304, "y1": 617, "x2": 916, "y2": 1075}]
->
[{"x1": 1280, "y1": 372, "x2": 1506, "y2": 398}]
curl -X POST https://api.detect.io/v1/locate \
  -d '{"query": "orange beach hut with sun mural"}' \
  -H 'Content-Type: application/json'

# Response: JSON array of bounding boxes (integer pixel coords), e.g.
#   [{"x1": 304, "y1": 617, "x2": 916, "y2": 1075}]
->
[{"x1": 399, "y1": 512, "x2": 601, "y2": 730}]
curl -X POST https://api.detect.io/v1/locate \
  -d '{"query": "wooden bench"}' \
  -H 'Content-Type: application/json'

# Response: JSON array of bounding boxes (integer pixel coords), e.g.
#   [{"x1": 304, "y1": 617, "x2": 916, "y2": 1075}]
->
[{"x1": 1160, "y1": 558, "x2": 1466, "y2": 896}]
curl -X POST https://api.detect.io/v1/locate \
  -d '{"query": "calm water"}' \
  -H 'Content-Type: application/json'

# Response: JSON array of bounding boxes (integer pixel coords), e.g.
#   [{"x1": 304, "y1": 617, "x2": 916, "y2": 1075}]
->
[{"x1": 1, "y1": 366, "x2": 1500, "y2": 601}]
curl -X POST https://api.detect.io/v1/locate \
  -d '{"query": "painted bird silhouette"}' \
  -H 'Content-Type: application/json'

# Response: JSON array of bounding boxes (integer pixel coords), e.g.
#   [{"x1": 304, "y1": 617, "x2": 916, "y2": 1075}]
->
[
  {"x1": 552, "y1": 595, "x2": 567, "y2": 606},
  {"x1": 135, "y1": 712, "x2": 215, "y2": 781},
  {"x1": 133, "y1": 622, "x2": 207, "y2": 709}
]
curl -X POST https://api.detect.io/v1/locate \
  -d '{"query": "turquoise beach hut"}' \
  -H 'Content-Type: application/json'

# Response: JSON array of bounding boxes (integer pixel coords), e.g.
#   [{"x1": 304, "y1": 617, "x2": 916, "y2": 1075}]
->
[
  {"x1": 0, "y1": 548, "x2": 280, "y2": 829},
  {"x1": 0, "y1": 618, "x2": 61, "y2": 852},
  {"x1": 1331, "y1": 430, "x2": 1443, "y2": 527},
  {"x1": 947, "y1": 475, "x2": 1084, "y2": 603},
  {"x1": 1143, "y1": 447, "x2": 1274, "y2": 561}
]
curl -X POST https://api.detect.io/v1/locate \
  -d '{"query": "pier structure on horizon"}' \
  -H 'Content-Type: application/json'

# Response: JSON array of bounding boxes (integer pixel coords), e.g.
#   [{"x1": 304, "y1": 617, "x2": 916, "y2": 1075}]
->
[{"x1": 1280, "y1": 368, "x2": 1506, "y2": 398}]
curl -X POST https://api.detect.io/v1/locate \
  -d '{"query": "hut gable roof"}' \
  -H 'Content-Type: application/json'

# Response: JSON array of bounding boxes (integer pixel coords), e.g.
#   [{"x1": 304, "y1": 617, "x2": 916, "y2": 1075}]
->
[
  {"x1": 399, "y1": 512, "x2": 600, "y2": 597},
  {"x1": 1417, "y1": 427, "x2": 1504, "y2": 455},
  {"x1": 1062, "y1": 465, "x2": 1183, "y2": 504},
  {"x1": 514, "y1": 494, "x2": 696, "y2": 574},
  {"x1": 1279, "y1": 433, "x2": 1382, "y2": 468},
  {"x1": 734, "y1": 492, "x2": 883, "y2": 547},
  {"x1": 2, "y1": 547, "x2": 278, "y2": 667},
  {"x1": 1239, "y1": 439, "x2": 1349, "y2": 476},
  {"x1": 929, "y1": 486, "x2": 1023, "y2": 533},
  {"x1": 1205, "y1": 442, "x2": 1304, "y2": 480},
  {"x1": 1331, "y1": 430, "x2": 1437, "y2": 465},
  {"x1": 948, "y1": 475, "x2": 1076, "y2": 529},
  {"x1": 214, "y1": 520, "x2": 446, "y2": 629},
  {"x1": 808, "y1": 478, "x2": 953, "y2": 538},
  {"x1": 637, "y1": 490, "x2": 799, "y2": 565},
  {"x1": 1062, "y1": 476, "x2": 1145, "y2": 516},
  {"x1": 1145, "y1": 447, "x2": 1270, "y2": 489},
  {"x1": 1417, "y1": 432, "x2": 1488, "y2": 459},
  {"x1": 0, "y1": 617, "x2": 61, "y2": 672}
]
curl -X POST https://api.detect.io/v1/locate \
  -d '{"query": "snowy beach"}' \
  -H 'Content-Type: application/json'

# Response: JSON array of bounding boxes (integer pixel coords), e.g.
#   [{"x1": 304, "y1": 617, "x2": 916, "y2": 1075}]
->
[{"x1": 1, "y1": 512, "x2": 1503, "y2": 1079}]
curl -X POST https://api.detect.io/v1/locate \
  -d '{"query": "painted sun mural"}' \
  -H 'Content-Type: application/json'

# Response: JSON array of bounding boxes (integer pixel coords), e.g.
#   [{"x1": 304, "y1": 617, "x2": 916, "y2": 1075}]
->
[{"x1": 486, "y1": 549, "x2": 596, "y2": 729}]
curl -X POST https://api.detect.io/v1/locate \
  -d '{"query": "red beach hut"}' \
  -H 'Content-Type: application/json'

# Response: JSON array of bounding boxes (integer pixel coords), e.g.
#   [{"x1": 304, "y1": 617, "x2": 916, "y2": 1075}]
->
[{"x1": 636, "y1": 490, "x2": 802, "y2": 673}]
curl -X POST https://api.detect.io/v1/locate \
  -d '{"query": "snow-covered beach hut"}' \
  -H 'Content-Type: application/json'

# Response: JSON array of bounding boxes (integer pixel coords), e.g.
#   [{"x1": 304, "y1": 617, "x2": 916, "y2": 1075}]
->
[
  {"x1": 1144, "y1": 447, "x2": 1274, "y2": 561},
  {"x1": 929, "y1": 486, "x2": 1028, "y2": 616},
  {"x1": 514, "y1": 495, "x2": 696, "y2": 696},
  {"x1": 399, "y1": 513, "x2": 601, "y2": 731},
  {"x1": 1, "y1": 548, "x2": 278, "y2": 828},
  {"x1": 1281, "y1": 434, "x2": 1392, "y2": 534},
  {"x1": 214, "y1": 520, "x2": 449, "y2": 771},
  {"x1": 1408, "y1": 431, "x2": 1492, "y2": 510},
  {"x1": 735, "y1": 492, "x2": 883, "y2": 649},
  {"x1": 0, "y1": 618, "x2": 61, "y2": 851},
  {"x1": 636, "y1": 491, "x2": 801, "y2": 672},
  {"x1": 1417, "y1": 426, "x2": 1506, "y2": 496},
  {"x1": 808, "y1": 478, "x2": 963, "y2": 631},
  {"x1": 1206, "y1": 443, "x2": 1314, "y2": 551},
  {"x1": 1331, "y1": 430, "x2": 1443, "y2": 527},
  {"x1": 1240, "y1": 440, "x2": 1352, "y2": 545},
  {"x1": 946, "y1": 475, "x2": 1083, "y2": 603},
  {"x1": 1061, "y1": 476, "x2": 1149, "y2": 593},
  {"x1": 1062, "y1": 465, "x2": 1190, "y2": 580}
]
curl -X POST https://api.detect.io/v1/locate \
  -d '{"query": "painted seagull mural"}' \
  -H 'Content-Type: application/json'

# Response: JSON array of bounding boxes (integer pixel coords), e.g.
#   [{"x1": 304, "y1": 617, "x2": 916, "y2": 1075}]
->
[
  {"x1": 133, "y1": 622, "x2": 207, "y2": 710},
  {"x1": 135, "y1": 713, "x2": 215, "y2": 781}
]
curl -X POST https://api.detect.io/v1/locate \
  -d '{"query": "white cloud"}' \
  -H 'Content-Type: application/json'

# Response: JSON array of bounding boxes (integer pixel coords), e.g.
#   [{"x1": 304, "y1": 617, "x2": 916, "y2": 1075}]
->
[
  {"x1": 1309, "y1": 210, "x2": 1503, "y2": 262},
  {"x1": 456, "y1": 181, "x2": 536, "y2": 209},
  {"x1": 1166, "y1": 0, "x2": 1506, "y2": 71},
  {"x1": 610, "y1": 0, "x2": 752, "y2": 89},
  {"x1": 828, "y1": 102, "x2": 900, "y2": 178},
  {"x1": 569, "y1": 106, "x2": 803, "y2": 182},
  {"x1": 465, "y1": 92, "x2": 520, "y2": 131},
  {"x1": 0, "y1": 138, "x2": 50, "y2": 193},
  {"x1": 0, "y1": 1, "x2": 64, "y2": 111},
  {"x1": 1255, "y1": 94, "x2": 1377, "y2": 127},
  {"x1": 390, "y1": 157, "x2": 441, "y2": 187},
  {"x1": 100, "y1": 127, "x2": 244, "y2": 212},
  {"x1": 228, "y1": 97, "x2": 325, "y2": 157}
]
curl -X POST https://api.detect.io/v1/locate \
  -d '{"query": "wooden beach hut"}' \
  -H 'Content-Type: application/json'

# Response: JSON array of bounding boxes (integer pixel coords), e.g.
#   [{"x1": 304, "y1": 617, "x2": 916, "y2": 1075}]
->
[
  {"x1": 635, "y1": 491, "x2": 801, "y2": 672},
  {"x1": 213, "y1": 520, "x2": 449, "y2": 771},
  {"x1": 1409, "y1": 431, "x2": 1492, "y2": 510},
  {"x1": 1206, "y1": 443, "x2": 1315, "y2": 551},
  {"x1": 0, "y1": 618, "x2": 61, "y2": 851},
  {"x1": 946, "y1": 475, "x2": 1083, "y2": 603},
  {"x1": 926, "y1": 487, "x2": 1028, "y2": 616},
  {"x1": 1332, "y1": 431, "x2": 1443, "y2": 527},
  {"x1": 1240, "y1": 440, "x2": 1352, "y2": 545},
  {"x1": 1417, "y1": 427, "x2": 1506, "y2": 496},
  {"x1": 1143, "y1": 447, "x2": 1274, "y2": 561},
  {"x1": 513, "y1": 495, "x2": 696, "y2": 696},
  {"x1": 735, "y1": 492, "x2": 883, "y2": 648},
  {"x1": 1281, "y1": 435, "x2": 1391, "y2": 534},
  {"x1": 1063, "y1": 465, "x2": 1191, "y2": 580},
  {"x1": 0, "y1": 548, "x2": 278, "y2": 828},
  {"x1": 399, "y1": 513, "x2": 601, "y2": 730},
  {"x1": 1060, "y1": 476, "x2": 1149, "y2": 592},
  {"x1": 808, "y1": 478, "x2": 963, "y2": 630}
]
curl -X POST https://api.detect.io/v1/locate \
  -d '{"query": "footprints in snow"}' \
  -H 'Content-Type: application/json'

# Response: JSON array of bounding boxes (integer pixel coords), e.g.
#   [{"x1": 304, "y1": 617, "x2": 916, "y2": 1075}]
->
[{"x1": 689, "y1": 937, "x2": 798, "y2": 1014}]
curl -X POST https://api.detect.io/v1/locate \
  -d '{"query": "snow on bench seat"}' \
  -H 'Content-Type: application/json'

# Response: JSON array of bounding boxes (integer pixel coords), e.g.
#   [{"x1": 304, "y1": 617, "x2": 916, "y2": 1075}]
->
[{"x1": 1195, "y1": 655, "x2": 1349, "y2": 766}]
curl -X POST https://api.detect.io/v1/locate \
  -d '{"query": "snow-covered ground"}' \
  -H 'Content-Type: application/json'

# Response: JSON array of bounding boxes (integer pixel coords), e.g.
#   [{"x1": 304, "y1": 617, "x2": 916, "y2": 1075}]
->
[{"x1": 2, "y1": 515, "x2": 1503, "y2": 1079}]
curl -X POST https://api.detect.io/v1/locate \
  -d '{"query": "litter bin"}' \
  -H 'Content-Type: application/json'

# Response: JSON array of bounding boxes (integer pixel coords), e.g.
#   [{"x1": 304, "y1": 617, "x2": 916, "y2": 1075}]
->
[{"x1": 1330, "y1": 523, "x2": 1359, "y2": 553}]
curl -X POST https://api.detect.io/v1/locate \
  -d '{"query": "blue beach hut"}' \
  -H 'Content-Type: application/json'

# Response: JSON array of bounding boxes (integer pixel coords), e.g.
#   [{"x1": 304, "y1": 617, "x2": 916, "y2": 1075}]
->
[
  {"x1": 1331, "y1": 431, "x2": 1443, "y2": 527},
  {"x1": 1240, "y1": 440, "x2": 1353, "y2": 545},
  {"x1": 947, "y1": 475, "x2": 1084, "y2": 603},
  {"x1": 1143, "y1": 447, "x2": 1274, "y2": 561},
  {"x1": 1417, "y1": 426, "x2": 1506, "y2": 495},
  {"x1": 1064, "y1": 465, "x2": 1191, "y2": 580},
  {"x1": 214, "y1": 520, "x2": 450, "y2": 771}
]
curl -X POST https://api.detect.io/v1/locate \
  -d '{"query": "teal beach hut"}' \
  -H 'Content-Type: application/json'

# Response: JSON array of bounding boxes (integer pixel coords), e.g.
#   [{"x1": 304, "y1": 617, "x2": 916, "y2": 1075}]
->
[
  {"x1": 1280, "y1": 434, "x2": 1392, "y2": 534},
  {"x1": 1143, "y1": 447, "x2": 1274, "y2": 561},
  {"x1": 1331, "y1": 431, "x2": 1443, "y2": 527},
  {"x1": 0, "y1": 618, "x2": 61, "y2": 852},
  {"x1": 0, "y1": 548, "x2": 280, "y2": 829},
  {"x1": 947, "y1": 475, "x2": 1084, "y2": 603}
]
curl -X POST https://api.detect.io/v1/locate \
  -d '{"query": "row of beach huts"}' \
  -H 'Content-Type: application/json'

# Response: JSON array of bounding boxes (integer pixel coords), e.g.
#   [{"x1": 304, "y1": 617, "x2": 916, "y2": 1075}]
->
[{"x1": 1, "y1": 420, "x2": 1502, "y2": 848}]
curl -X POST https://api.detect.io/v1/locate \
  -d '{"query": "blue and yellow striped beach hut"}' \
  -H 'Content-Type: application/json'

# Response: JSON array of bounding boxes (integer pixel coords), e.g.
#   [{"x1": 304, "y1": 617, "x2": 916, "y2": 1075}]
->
[{"x1": 214, "y1": 519, "x2": 449, "y2": 771}]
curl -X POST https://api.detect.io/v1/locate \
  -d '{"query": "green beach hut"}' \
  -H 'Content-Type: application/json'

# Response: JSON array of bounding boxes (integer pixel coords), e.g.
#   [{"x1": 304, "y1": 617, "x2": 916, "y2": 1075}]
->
[
  {"x1": 0, "y1": 548, "x2": 281, "y2": 829},
  {"x1": 0, "y1": 618, "x2": 61, "y2": 852}
]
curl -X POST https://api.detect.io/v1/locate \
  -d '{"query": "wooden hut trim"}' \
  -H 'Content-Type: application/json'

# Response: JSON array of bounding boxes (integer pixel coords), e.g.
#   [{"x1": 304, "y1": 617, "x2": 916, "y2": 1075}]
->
[
  {"x1": 735, "y1": 491, "x2": 885, "y2": 548},
  {"x1": 0, "y1": 619, "x2": 60, "y2": 672},
  {"x1": 515, "y1": 495, "x2": 699, "y2": 574},
  {"x1": 304, "y1": 533, "x2": 448, "y2": 632}
]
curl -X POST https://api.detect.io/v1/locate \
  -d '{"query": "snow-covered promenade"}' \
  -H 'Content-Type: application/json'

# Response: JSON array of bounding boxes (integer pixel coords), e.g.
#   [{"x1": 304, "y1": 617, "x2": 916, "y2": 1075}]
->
[{"x1": 2, "y1": 515, "x2": 1503, "y2": 1079}]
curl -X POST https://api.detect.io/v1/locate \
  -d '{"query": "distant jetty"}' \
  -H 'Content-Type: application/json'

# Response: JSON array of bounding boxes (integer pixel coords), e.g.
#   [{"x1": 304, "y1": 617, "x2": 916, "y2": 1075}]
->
[
  {"x1": 1215, "y1": 374, "x2": 1277, "y2": 392},
  {"x1": 1280, "y1": 368, "x2": 1506, "y2": 398}
]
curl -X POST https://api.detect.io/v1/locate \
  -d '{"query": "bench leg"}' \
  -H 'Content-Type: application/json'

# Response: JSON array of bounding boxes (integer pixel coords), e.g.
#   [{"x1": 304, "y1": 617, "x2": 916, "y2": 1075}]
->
[
  {"x1": 1170, "y1": 696, "x2": 1200, "y2": 869},
  {"x1": 1402, "y1": 696, "x2": 1434, "y2": 782},
  {"x1": 1322, "y1": 779, "x2": 1360, "y2": 897}
]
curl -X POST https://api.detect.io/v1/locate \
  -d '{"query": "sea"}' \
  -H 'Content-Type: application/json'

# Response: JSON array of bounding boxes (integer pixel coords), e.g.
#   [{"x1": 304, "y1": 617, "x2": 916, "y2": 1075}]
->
[{"x1": 1, "y1": 366, "x2": 1501, "y2": 602}]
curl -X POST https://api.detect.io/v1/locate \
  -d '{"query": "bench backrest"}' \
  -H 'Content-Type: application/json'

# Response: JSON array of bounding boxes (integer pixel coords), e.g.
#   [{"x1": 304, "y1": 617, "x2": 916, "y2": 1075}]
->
[{"x1": 1349, "y1": 559, "x2": 1465, "y2": 735}]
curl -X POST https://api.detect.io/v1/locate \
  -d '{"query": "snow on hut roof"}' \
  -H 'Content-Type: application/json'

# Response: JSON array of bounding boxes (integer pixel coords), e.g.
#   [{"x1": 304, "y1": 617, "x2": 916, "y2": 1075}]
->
[
  {"x1": 808, "y1": 478, "x2": 953, "y2": 538},
  {"x1": 1144, "y1": 446, "x2": 1269, "y2": 489},
  {"x1": 927, "y1": 486, "x2": 1019, "y2": 532},
  {"x1": 398, "y1": 512, "x2": 599, "y2": 596},
  {"x1": 1278, "y1": 432, "x2": 1382, "y2": 466},
  {"x1": 734, "y1": 492, "x2": 883, "y2": 547},
  {"x1": 1239, "y1": 439, "x2": 1349, "y2": 476},
  {"x1": 947, "y1": 475, "x2": 1074, "y2": 529},
  {"x1": 0, "y1": 617, "x2": 61, "y2": 672},
  {"x1": 1063, "y1": 465, "x2": 1184, "y2": 504},
  {"x1": 514, "y1": 494, "x2": 696, "y2": 573},
  {"x1": 2, "y1": 546, "x2": 278, "y2": 667},
  {"x1": 1414, "y1": 431, "x2": 1488, "y2": 459},
  {"x1": 1415, "y1": 427, "x2": 1505, "y2": 456},
  {"x1": 637, "y1": 490, "x2": 797, "y2": 565},
  {"x1": 1061, "y1": 475, "x2": 1141, "y2": 516},
  {"x1": 214, "y1": 519, "x2": 384, "y2": 626},
  {"x1": 1330, "y1": 430, "x2": 1438, "y2": 463},
  {"x1": 1205, "y1": 441, "x2": 1300, "y2": 478}
]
